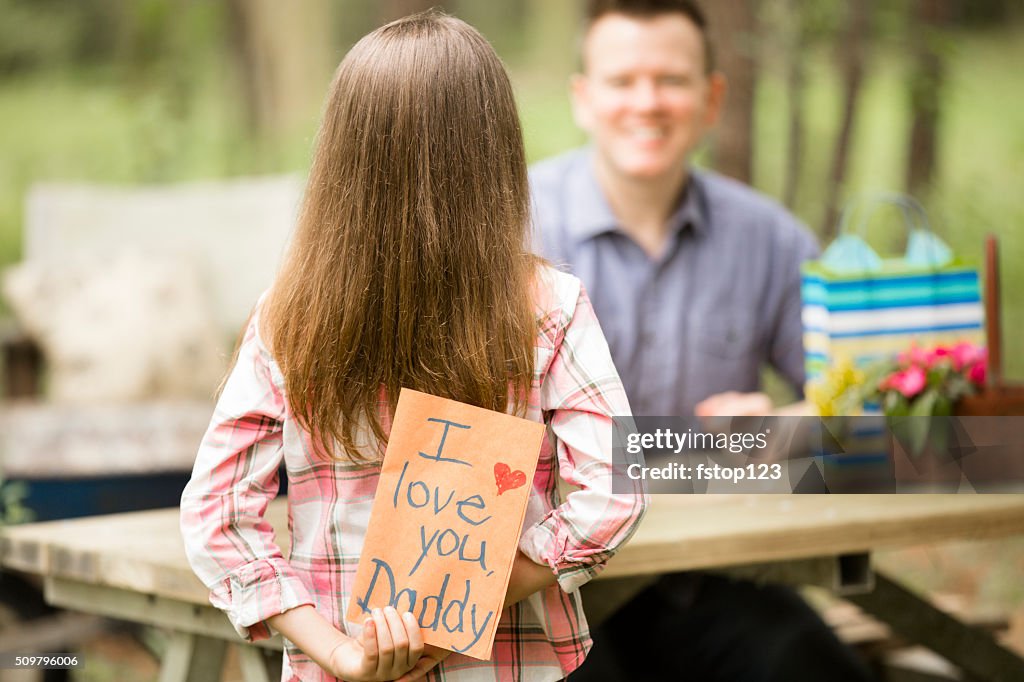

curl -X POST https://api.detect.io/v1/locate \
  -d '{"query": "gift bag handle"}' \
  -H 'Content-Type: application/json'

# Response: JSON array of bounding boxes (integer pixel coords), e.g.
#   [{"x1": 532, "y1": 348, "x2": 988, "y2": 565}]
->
[
  {"x1": 837, "y1": 192, "x2": 933, "y2": 241},
  {"x1": 836, "y1": 192, "x2": 955, "y2": 268}
]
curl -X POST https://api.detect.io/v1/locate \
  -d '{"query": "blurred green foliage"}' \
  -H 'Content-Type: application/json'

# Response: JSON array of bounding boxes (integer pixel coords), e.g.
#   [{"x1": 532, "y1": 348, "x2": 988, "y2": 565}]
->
[
  {"x1": 0, "y1": 473, "x2": 32, "y2": 524},
  {"x1": 0, "y1": 0, "x2": 118, "y2": 73},
  {"x1": 0, "y1": 0, "x2": 1022, "y2": 377}
]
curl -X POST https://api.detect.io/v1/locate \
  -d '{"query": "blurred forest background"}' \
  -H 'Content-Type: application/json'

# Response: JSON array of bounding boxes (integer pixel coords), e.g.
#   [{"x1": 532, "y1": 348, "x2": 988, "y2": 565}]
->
[
  {"x1": 2, "y1": 4, "x2": 1024, "y2": 677},
  {"x1": 1, "y1": 0, "x2": 1022, "y2": 375}
]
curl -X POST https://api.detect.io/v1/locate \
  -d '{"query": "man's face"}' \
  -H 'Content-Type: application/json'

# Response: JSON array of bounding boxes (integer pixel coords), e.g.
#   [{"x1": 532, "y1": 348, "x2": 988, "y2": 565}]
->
[{"x1": 572, "y1": 13, "x2": 724, "y2": 183}]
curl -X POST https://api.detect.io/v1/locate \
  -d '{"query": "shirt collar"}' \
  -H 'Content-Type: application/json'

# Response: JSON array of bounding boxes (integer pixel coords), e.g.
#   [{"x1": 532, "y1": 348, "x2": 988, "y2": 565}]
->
[
  {"x1": 669, "y1": 173, "x2": 708, "y2": 238},
  {"x1": 564, "y1": 149, "x2": 709, "y2": 244}
]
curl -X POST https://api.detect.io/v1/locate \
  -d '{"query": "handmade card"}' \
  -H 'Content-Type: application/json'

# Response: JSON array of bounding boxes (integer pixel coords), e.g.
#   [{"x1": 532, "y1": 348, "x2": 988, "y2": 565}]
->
[{"x1": 347, "y1": 388, "x2": 546, "y2": 660}]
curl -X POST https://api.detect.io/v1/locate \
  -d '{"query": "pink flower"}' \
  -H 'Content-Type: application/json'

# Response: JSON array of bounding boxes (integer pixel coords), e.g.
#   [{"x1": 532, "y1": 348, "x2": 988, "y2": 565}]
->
[
  {"x1": 898, "y1": 344, "x2": 930, "y2": 367},
  {"x1": 951, "y1": 342, "x2": 985, "y2": 371},
  {"x1": 882, "y1": 365, "x2": 927, "y2": 398},
  {"x1": 924, "y1": 346, "x2": 952, "y2": 368},
  {"x1": 967, "y1": 360, "x2": 987, "y2": 386}
]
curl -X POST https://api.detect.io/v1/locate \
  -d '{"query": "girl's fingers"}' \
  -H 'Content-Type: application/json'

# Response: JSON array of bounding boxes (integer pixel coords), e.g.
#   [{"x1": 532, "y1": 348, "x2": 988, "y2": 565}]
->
[
  {"x1": 372, "y1": 608, "x2": 395, "y2": 675},
  {"x1": 382, "y1": 607, "x2": 410, "y2": 670},
  {"x1": 361, "y1": 617, "x2": 379, "y2": 664},
  {"x1": 402, "y1": 611, "x2": 425, "y2": 669}
]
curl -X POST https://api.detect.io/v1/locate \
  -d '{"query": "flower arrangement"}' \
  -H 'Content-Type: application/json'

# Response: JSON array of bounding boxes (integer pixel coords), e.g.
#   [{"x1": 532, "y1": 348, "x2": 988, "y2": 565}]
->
[
  {"x1": 809, "y1": 342, "x2": 988, "y2": 418},
  {"x1": 807, "y1": 356, "x2": 866, "y2": 417},
  {"x1": 809, "y1": 343, "x2": 988, "y2": 462},
  {"x1": 864, "y1": 341, "x2": 987, "y2": 417}
]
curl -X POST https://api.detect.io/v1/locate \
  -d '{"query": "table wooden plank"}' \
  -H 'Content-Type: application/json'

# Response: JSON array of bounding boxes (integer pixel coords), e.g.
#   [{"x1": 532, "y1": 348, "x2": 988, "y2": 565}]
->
[
  {"x1": 599, "y1": 494, "x2": 1024, "y2": 577},
  {"x1": 3, "y1": 495, "x2": 1024, "y2": 604}
]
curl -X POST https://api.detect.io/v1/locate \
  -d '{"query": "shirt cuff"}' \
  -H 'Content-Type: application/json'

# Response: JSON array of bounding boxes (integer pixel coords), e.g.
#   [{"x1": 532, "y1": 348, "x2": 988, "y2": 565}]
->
[
  {"x1": 210, "y1": 558, "x2": 315, "y2": 642},
  {"x1": 519, "y1": 520, "x2": 611, "y2": 594}
]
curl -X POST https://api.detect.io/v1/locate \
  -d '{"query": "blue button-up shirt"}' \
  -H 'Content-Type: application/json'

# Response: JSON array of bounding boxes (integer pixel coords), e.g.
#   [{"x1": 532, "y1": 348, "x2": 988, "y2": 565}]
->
[{"x1": 530, "y1": 148, "x2": 820, "y2": 417}]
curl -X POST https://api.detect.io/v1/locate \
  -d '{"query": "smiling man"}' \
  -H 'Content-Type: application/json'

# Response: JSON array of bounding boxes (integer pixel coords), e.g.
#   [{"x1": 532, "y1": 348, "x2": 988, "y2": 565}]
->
[
  {"x1": 531, "y1": 0, "x2": 818, "y2": 420},
  {"x1": 530, "y1": 1, "x2": 874, "y2": 680}
]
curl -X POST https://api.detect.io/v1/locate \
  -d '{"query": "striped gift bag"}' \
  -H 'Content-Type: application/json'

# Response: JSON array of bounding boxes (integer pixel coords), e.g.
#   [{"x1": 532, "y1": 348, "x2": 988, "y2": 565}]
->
[
  {"x1": 801, "y1": 195, "x2": 985, "y2": 483},
  {"x1": 802, "y1": 194, "x2": 985, "y2": 398}
]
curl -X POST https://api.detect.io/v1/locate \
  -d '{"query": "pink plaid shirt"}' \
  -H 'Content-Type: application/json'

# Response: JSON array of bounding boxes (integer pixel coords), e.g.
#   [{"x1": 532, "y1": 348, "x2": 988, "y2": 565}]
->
[{"x1": 180, "y1": 266, "x2": 648, "y2": 681}]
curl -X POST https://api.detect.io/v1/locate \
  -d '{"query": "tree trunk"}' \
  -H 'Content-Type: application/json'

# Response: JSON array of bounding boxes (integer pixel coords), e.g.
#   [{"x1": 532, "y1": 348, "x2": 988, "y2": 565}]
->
[
  {"x1": 906, "y1": 0, "x2": 954, "y2": 195},
  {"x1": 227, "y1": 0, "x2": 332, "y2": 165},
  {"x1": 781, "y1": 0, "x2": 807, "y2": 210},
  {"x1": 822, "y1": 0, "x2": 869, "y2": 239},
  {"x1": 704, "y1": 0, "x2": 760, "y2": 184}
]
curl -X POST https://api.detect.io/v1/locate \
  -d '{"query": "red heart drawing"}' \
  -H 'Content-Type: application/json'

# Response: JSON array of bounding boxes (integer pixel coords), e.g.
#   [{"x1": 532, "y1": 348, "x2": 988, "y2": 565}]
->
[{"x1": 494, "y1": 462, "x2": 527, "y2": 496}]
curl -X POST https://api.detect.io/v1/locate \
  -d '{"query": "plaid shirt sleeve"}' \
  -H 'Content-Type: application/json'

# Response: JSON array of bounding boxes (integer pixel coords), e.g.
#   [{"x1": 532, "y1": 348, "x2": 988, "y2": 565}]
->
[
  {"x1": 179, "y1": 312, "x2": 314, "y2": 642},
  {"x1": 520, "y1": 275, "x2": 649, "y2": 593}
]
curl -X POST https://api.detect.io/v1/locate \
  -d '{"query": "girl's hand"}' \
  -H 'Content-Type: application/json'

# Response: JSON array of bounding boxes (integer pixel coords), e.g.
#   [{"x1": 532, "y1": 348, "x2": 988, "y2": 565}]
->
[
  {"x1": 394, "y1": 644, "x2": 452, "y2": 682},
  {"x1": 330, "y1": 607, "x2": 424, "y2": 681}
]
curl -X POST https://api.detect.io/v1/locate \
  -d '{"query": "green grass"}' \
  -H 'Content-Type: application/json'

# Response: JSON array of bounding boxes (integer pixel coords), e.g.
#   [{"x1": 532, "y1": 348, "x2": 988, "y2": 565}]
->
[{"x1": 2, "y1": 27, "x2": 1022, "y2": 376}]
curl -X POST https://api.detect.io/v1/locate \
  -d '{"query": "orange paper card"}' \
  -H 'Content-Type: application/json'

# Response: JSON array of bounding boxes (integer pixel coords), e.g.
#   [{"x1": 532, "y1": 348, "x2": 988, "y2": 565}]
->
[{"x1": 346, "y1": 388, "x2": 546, "y2": 660}]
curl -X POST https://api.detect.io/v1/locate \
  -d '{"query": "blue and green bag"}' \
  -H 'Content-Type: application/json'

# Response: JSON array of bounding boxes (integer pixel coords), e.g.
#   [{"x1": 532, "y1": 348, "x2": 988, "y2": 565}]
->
[
  {"x1": 801, "y1": 194, "x2": 985, "y2": 484},
  {"x1": 802, "y1": 193, "x2": 985, "y2": 389}
]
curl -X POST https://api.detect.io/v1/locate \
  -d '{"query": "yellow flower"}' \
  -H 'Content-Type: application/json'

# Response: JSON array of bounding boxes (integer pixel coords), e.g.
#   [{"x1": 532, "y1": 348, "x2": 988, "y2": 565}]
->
[{"x1": 809, "y1": 356, "x2": 865, "y2": 416}]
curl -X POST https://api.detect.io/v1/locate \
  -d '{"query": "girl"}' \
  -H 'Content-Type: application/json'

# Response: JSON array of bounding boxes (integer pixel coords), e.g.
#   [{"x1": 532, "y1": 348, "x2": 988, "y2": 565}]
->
[{"x1": 180, "y1": 12, "x2": 647, "y2": 682}]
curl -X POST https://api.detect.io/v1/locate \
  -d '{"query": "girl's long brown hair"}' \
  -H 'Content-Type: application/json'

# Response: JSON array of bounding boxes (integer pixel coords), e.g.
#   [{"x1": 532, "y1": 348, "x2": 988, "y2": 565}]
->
[{"x1": 261, "y1": 12, "x2": 536, "y2": 461}]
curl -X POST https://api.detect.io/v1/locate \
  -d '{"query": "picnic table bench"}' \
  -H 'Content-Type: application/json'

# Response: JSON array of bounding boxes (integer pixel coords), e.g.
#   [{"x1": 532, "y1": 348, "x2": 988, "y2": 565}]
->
[
  {"x1": 0, "y1": 176, "x2": 299, "y2": 521},
  {"x1": 3, "y1": 494, "x2": 1024, "y2": 681}
]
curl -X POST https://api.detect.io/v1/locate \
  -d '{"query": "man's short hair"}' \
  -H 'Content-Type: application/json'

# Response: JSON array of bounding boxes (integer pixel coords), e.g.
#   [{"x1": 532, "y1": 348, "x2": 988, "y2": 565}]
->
[{"x1": 583, "y1": 0, "x2": 715, "y2": 73}]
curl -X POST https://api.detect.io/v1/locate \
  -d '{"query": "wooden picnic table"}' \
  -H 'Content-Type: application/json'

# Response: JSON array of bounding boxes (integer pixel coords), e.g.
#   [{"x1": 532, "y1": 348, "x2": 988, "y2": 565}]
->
[{"x1": 3, "y1": 494, "x2": 1024, "y2": 681}]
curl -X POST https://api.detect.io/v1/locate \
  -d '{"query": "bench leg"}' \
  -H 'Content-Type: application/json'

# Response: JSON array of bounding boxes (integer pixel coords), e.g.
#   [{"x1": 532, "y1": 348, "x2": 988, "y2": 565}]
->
[
  {"x1": 237, "y1": 644, "x2": 282, "y2": 682},
  {"x1": 158, "y1": 631, "x2": 226, "y2": 682},
  {"x1": 846, "y1": 571, "x2": 1024, "y2": 682}
]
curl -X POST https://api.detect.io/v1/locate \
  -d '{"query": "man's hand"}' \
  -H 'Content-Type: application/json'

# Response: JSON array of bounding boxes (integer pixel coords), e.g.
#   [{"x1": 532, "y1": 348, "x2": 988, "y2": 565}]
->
[
  {"x1": 330, "y1": 607, "x2": 424, "y2": 681},
  {"x1": 695, "y1": 391, "x2": 773, "y2": 417}
]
